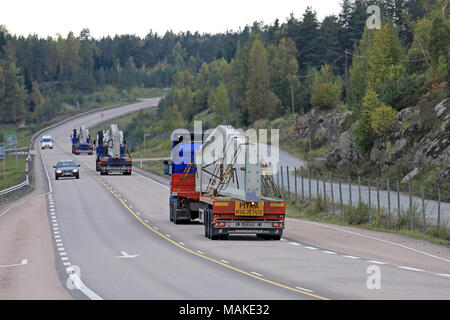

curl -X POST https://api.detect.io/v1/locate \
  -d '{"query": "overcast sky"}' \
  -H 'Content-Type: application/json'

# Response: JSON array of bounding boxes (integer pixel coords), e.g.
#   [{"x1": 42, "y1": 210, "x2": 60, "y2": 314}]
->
[{"x1": 1, "y1": 0, "x2": 342, "y2": 38}]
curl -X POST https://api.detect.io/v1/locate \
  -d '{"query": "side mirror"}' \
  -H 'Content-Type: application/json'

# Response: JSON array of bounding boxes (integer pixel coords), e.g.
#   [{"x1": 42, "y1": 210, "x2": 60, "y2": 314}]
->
[
  {"x1": 53, "y1": 166, "x2": 56, "y2": 168},
  {"x1": 163, "y1": 160, "x2": 171, "y2": 176},
  {"x1": 78, "y1": 165, "x2": 80, "y2": 167}
]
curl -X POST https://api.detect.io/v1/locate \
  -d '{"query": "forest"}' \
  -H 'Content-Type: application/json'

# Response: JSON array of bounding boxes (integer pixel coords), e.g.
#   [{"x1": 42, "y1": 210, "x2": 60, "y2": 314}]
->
[{"x1": 0, "y1": 0, "x2": 448, "y2": 158}]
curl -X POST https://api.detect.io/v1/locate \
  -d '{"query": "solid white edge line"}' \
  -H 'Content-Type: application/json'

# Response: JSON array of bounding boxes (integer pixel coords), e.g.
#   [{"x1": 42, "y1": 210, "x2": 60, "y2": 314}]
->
[{"x1": 437, "y1": 273, "x2": 450, "y2": 278}]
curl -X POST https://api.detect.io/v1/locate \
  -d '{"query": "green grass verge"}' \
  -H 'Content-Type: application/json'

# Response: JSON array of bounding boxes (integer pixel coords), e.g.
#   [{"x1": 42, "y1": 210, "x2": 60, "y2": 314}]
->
[{"x1": 0, "y1": 154, "x2": 27, "y2": 190}]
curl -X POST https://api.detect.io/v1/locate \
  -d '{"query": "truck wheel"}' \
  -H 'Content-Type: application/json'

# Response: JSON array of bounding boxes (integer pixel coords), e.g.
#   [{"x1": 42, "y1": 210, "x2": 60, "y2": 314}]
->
[
  {"x1": 173, "y1": 197, "x2": 179, "y2": 224},
  {"x1": 204, "y1": 208, "x2": 210, "y2": 238},
  {"x1": 55, "y1": 175, "x2": 58, "y2": 180},
  {"x1": 271, "y1": 235, "x2": 281, "y2": 240},
  {"x1": 169, "y1": 198, "x2": 173, "y2": 222}
]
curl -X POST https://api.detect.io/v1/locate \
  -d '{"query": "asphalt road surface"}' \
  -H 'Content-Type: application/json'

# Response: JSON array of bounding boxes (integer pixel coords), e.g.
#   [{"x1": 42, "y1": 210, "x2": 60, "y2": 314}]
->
[{"x1": 1, "y1": 99, "x2": 449, "y2": 300}]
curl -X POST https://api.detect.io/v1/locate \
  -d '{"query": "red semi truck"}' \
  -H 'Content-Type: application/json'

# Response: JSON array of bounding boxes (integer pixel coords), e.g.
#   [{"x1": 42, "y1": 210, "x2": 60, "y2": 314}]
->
[{"x1": 164, "y1": 126, "x2": 285, "y2": 240}]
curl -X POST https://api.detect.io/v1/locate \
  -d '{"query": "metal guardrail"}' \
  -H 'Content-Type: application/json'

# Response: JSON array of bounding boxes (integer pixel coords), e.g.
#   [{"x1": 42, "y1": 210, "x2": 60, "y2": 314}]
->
[{"x1": 0, "y1": 154, "x2": 32, "y2": 203}]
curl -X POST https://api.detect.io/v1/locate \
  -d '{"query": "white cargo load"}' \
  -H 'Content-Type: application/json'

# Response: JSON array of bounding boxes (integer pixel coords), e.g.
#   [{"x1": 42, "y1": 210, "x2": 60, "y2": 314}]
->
[{"x1": 195, "y1": 125, "x2": 262, "y2": 202}]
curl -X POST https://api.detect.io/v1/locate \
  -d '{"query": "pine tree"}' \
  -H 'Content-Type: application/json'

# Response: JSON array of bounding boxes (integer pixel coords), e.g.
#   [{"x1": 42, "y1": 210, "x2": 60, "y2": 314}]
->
[
  {"x1": 209, "y1": 83, "x2": 231, "y2": 125},
  {"x1": 244, "y1": 37, "x2": 279, "y2": 122},
  {"x1": 268, "y1": 38, "x2": 299, "y2": 114}
]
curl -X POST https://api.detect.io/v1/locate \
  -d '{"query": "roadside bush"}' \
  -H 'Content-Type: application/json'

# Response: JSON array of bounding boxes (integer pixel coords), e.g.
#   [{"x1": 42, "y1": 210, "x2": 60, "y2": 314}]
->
[
  {"x1": 371, "y1": 104, "x2": 397, "y2": 137},
  {"x1": 346, "y1": 202, "x2": 370, "y2": 225}
]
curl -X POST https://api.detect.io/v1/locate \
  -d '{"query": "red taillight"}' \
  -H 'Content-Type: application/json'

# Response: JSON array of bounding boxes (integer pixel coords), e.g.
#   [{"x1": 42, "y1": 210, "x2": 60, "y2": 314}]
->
[
  {"x1": 115, "y1": 154, "x2": 119, "y2": 159},
  {"x1": 251, "y1": 201, "x2": 256, "y2": 206},
  {"x1": 216, "y1": 222, "x2": 226, "y2": 227},
  {"x1": 272, "y1": 222, "x2": 282, "y2": 227}
]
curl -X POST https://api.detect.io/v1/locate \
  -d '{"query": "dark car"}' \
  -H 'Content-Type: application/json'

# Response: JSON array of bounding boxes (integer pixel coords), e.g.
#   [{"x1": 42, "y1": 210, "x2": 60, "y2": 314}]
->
[{"x1": 54, "y1": 160, "x2": 80, "y2": 180}]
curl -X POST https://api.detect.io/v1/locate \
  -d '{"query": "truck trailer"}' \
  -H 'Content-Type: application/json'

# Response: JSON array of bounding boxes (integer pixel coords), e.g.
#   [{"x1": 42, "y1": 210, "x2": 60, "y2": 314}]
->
[
  {"x1": 95, "y1": 124, "x2": 132, "y2": 175},
  {"x1": 71, "y1": 125, "x2": 94, "y2": 155},
  {"x1": 164, "y1": 126, "x2": 285, "y2": 240}
]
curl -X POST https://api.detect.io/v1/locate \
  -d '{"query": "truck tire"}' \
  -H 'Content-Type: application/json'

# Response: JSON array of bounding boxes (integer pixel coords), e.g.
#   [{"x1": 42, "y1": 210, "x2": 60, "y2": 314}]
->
[
  {"x1": 204, "y1": 208, "x2": 210, "y2": 238},
  {"x1": 169, "y1": 198, "x2": 173, "y2": 222},
  {"x1": 173, "y1": 197, "x2": 180, "y2": 224}
]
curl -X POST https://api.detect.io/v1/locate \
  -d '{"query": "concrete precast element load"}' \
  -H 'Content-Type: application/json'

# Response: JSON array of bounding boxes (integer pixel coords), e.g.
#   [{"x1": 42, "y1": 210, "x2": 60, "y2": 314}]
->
[
  {"x1": 71, "y1": 125, "x2": 93, "y2": 155},
  {"x1": 95, "y1": 124, "x2": 132, "y2": 175},
  {"x1": 196, "y1": 125, "x2": 270, "y2": 202},
  {"x1": 164, "y1": 125, "x2": 285, "y2": 240}
]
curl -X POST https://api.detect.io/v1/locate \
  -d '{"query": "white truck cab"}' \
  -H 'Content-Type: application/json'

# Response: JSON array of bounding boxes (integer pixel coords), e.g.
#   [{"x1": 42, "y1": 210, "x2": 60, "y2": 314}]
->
[{"x1": 41, "y1": 135, "x2": 53, "y2": 149}]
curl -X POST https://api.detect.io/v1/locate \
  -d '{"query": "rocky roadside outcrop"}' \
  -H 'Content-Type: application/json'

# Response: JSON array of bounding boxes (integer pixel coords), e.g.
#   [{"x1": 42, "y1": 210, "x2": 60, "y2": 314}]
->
[{"x1": 293, "y1": 98, "x2": 449, "y2": 181}]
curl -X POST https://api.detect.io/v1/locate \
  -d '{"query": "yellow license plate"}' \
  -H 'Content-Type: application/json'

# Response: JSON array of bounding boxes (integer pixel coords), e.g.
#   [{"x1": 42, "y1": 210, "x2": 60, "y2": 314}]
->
[{"x1": 235, "y1": 201, "x2": 263, "y2": 216}]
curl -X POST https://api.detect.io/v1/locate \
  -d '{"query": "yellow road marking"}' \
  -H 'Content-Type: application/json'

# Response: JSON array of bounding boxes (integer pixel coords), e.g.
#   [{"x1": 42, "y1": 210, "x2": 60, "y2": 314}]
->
[{"x1": 90, "y1": 171, "x2": 329, "y2": 300}]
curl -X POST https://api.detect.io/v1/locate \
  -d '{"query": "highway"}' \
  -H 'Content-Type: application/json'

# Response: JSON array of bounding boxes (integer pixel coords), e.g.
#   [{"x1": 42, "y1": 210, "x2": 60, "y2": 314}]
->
[{"x1": 0, "y1": 99, "x2": 449, "y2": 300}]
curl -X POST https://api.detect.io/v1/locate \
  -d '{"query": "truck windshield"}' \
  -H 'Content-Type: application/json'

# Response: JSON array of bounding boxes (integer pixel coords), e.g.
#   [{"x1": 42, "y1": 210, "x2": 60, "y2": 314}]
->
[{"x1": 43, "y1": 138, "x2": 52, "y2": 142}]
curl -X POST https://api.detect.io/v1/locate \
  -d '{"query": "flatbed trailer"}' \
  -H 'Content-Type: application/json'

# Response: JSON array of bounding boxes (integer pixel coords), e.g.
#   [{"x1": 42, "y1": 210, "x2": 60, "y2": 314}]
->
[
  {"x1": 73, "y1": 143, "x2": 94, "y2": 155},
  {"x1": 98, "y1": 156, "x2": 132, "y2": 175}
]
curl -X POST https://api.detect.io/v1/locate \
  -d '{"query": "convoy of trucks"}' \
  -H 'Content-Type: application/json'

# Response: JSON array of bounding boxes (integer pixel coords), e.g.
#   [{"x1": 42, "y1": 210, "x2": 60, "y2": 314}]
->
[
  {"x1": 95, "y1": 124, "x2": 132, "y2": 175},
  {"x1": 164, "y1": 125, "x2": 285, "y2": 240},
  {"x1": 66, "y1": 121, "x2": 284, "y2": 240}
]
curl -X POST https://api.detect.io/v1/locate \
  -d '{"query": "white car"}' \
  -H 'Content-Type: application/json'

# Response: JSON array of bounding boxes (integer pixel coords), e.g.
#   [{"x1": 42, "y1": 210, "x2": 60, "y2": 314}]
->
[{"x1": 41, "y1": 135, "x2": 53, "y2": 149}]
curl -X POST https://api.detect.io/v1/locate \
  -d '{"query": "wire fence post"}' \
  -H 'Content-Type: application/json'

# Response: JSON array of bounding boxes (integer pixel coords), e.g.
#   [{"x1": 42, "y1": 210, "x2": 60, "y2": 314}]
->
[
  {"x1": 316, "y1": 171, "x2": 319, "y2": 200},
  {"x1": 330, "y1": 172, "x2": 335, "y2": 215},
  {"x1": 294, "y1": 167, "x2": 298, "y2": 204},
  {"x1": 322, "y1": 172, "x2": 326, "y2": 208},
  {"x1": 409, "y1": 181, "x2": 413, "y2": 230},
  {"x1": 387, "y1": 178, "x2": 391, "y2": 228},
  {"x1": 397, "y1": 180, "x2": 401, "y2": 225},
  {"x1": 421, "y1": 185, "x2": 426, "y2": 234},
  {"x1": 281, "y1": 165, "x2": 285, "y2": 199},
  {"x1": 348, "y1": 176, "x2": 352, "y2": 208},
  {"x1": 301, "y1": 167, "x2": 304, "y2": 202},
  {"x1": 368, "y1": 178, "x2": 372, "y2": 224},
  {"x1": 287, "y1": 166, "x2": 290, "y2": 203},
  {"x1": 376, "y1": 177, "x2": 380, "y2": 219},
  {"x1": 437, "y1": 186, "x2": 441, "y2": 238},
  {"x1": 308, "y1": 167, "x2": 312, "y2": 203},
  {"x1": 357, "y1": 176, "x2": 361, "y2": 205},
  {"x1": 339, "y1": 175, "x2": 343, "y2": 216}
]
